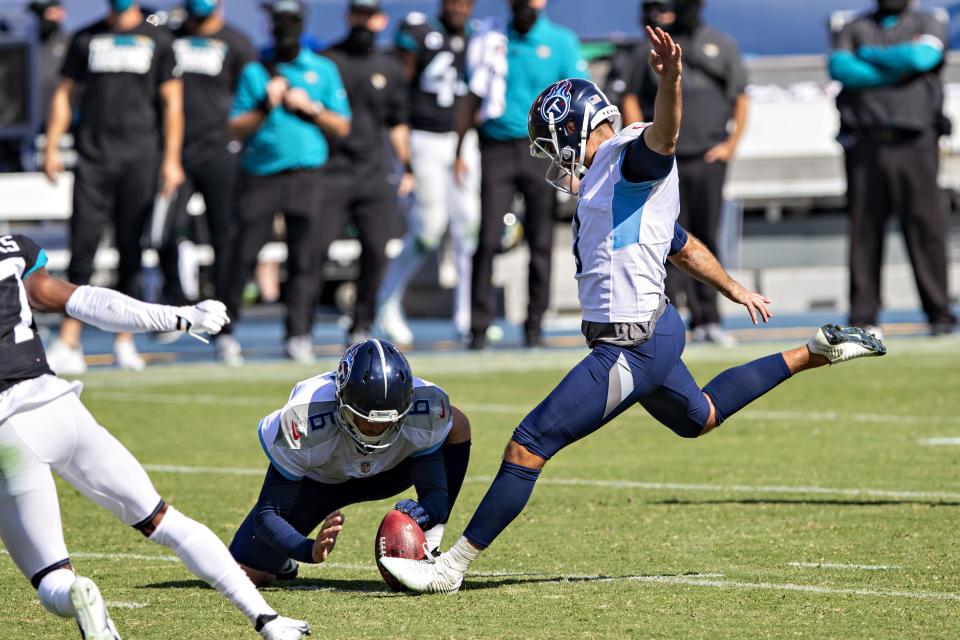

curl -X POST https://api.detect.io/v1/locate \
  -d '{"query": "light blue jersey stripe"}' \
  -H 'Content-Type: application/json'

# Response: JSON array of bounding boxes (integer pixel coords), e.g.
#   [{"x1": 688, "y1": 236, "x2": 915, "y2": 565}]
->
[
  {"x1": 611, "y1": 152, "x2": 657, "y2": 251},
  {"x1": 24, "y1": 248, "x2": 48, "y2": 277}
]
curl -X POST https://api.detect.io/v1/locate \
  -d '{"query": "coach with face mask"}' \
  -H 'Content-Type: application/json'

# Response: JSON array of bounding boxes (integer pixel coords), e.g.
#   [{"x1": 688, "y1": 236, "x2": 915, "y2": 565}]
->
[
  {"x1": 42, "y1": 0, "x2": 185, "y2": 374},
  {"x1": 225, "y1": 0, "x2": 352, "y2": 365},
  {"x1": 459, "y1": 0, "x2": 588, "y2": 350},
  {"x1": 828, "y1": 0, "x2": 956, "y2": 337},
  {"x1": 319, "y1": 0, "x2": 414, "y2": 348},
  {"x1": 622, "y1": 0, "x2": 748, "y2": 348},
  {"x1": 152, "y1": 0, "x2": 256, "y2": 361}
]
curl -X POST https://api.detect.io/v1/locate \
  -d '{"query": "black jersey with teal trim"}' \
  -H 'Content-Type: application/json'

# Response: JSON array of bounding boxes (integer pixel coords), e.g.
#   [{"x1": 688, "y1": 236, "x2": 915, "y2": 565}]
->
[
  {"x1": 0, "y1": 235, "x2": 54, "y2": 392},
  {"x1": 395, "y1": 12, "x2": 470, "y2": 133}
]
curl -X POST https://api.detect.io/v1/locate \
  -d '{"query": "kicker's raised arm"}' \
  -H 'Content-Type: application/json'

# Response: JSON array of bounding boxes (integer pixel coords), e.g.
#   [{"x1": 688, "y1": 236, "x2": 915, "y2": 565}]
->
[{"x1": 642, "y1": 26, "x2": 682, "y2": 157}]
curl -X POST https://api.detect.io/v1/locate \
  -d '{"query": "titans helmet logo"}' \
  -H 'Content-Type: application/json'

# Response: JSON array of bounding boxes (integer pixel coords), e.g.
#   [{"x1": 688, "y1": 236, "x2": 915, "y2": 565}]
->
[
  {"x1": 337, "y1": 342, "x2": 361, "y2": 389},
  {"x1": 540, "y1": 80, "x2": 573, "y2": 123}
]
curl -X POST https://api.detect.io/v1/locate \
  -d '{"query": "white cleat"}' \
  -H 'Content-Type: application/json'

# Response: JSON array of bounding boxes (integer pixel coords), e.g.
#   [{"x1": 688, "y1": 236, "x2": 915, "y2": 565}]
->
[
  {"x1": 47, "y1": 339, "x2": 87, "y2": 375},
  {"x1": 113, "y1": 338, "x2": 145, "y2": 371},
  {"x1": 259, "y1": 615, "x2": 311, "y2": 640},
  {"x1": 285, "y1": 335, "x2": 315, "y2": 365},
  {"x1": 376, "y1": 301, "x2": 414, "y2": 346},
  {"x1": 70, "y1": 576, "x2": 121, "y2": 640},
  {"x1": 215, "y1": 334, "x2": 244, "y2": 366},
  {"x1": 807, "y1": 324, "x2": 887, "y2": 364},
  {"x1": 378, "y1": 554, "x2": 463, "y2": 594}
]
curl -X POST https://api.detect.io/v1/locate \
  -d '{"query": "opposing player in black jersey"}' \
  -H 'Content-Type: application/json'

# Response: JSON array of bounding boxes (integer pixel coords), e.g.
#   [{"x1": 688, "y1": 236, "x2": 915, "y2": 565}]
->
[
  {"x1": 0, "y1": 234, "x2": 311, "y2": 639},
  {"x1": 374, "y1": 0, "x2": 480, "y2": 345},
  {"x1": 159, "y1": 0, "x2": 256, "y2": 365}
]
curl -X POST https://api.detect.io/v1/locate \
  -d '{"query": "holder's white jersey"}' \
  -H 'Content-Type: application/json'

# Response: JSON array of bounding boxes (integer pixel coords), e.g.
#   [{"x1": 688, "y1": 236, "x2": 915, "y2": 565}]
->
[
  {"x1": 573, "y1": 123, "x2": 680, "y2": 323},
  {"x1": 258, "y1": 373, "x2": 452, "y2": 483}
]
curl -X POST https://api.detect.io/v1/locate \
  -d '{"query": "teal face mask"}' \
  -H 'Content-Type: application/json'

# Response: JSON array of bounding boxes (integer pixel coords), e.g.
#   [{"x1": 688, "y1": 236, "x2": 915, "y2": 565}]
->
[
  {"x1": 109, "y1": 0, "x2": 135, "y2": 12},
  {"x1": 186, "y1": 0, "x2": 218, "y2": 17}
]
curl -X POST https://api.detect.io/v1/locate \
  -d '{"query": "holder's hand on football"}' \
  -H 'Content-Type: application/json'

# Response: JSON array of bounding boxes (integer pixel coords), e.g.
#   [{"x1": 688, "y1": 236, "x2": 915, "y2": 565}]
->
[
  {"x1": 175, "y1": 300, "x2": 230, "y2": 343},
  {"x1": 312, "y1": 510, "x2": 344, "y2": 563},
  {"x1": 394, "y1": 499, "x2": 430, "y2": 528}
]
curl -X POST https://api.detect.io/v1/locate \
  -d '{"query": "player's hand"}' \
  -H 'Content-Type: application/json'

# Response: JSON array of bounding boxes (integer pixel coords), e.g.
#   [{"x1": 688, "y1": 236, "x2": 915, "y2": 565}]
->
[
  {"x1": 453, "y1": 156, "x2": 467, "y2": 185},
  {"x1": 158, "y1": 158, "x2": 185, "y2": 198},
  {"x1": 646, "y1": 26, "x2": 682, "y2": 80},
  {"x1": 266, "y1": 75, "x2": 289, "y2": 109},
  {"x1": 43, "y1": 148, "x2": 64, "y2": 183},
  {"x1": 282, "y1": 87, "x2": 313, "y2": 114},
  {"x1": 394, "y1": 499, "x2": 430, "y2": 528},
  {"x1": 724, "y1": 282, "x2": 772, "y2": 325},
  {"x1": 704, "y1": 140, "x2": 735, "y2": 164},
  {"x1": 175, "y1": 299, "x2": 230, "y2": 343},
  {"x1": 311, "y1": 510, "x2": 344, "y2": 563},
  {"x1": 397, "y1": 171, "x2": 416, "y2": 197}
]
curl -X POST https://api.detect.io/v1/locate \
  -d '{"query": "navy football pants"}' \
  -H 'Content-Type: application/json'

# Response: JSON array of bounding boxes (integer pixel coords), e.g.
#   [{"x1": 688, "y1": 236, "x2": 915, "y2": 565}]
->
[{"x1": 513, "y1": 303, "x2": 711, "y2": 460}]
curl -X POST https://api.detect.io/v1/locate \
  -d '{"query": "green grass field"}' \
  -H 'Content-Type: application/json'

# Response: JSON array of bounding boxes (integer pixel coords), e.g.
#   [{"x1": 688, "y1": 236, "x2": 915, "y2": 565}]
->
[{"x1": 2, "y1": 337, "x2": 960, "y2": 639}]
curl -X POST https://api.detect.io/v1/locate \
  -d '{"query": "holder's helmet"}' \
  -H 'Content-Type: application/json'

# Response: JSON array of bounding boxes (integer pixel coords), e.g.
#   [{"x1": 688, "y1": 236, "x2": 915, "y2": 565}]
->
[
  {"x1": 335, "y1": 339, "x2": 413, "y2": 454},
  {"x1": 527, "y1": 78, "x2": 620, "y2": 194}
]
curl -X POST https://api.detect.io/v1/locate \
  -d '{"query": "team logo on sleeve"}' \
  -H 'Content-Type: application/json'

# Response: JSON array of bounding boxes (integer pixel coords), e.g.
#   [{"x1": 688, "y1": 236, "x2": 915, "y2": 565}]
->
[{"x1": 540, "y1": 79, "x2": 572, "y2": 122}]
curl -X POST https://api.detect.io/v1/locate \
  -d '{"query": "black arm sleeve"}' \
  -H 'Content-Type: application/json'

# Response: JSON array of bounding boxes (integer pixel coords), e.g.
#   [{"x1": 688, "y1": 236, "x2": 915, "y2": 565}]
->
[
  {"x1": 621, "y1": 129, "x2": 675, "y2": 184},
  {"x1": 408, "y1": 449, "x2": 448, "y2": 528}
]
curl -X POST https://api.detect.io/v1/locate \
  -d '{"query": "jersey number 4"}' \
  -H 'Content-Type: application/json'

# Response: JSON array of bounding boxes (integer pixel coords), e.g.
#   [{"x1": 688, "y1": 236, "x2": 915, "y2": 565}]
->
[{"x1": 420, "y1": 51, "x2": 461, "y2": 108}]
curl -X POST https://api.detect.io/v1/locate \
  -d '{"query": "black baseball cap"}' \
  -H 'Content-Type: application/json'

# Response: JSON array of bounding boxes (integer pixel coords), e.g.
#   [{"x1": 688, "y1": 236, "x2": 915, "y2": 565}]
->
[
  {"x1": 349, "y1": 0, "x2": 382, "y2": 13},
  {"x1": 262, "y1": 0, "x2": 304, "y2": 17}
]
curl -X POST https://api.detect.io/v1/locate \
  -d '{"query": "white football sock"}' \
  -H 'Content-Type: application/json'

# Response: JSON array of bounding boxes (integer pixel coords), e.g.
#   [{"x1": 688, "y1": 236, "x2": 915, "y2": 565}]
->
[
  {"x1": 37, "y1": 567, "x2": 76, "y2": 617},
  {"x1": 443, "y1": 536, "x2": 482, "y2": 575},
  {"x1": 423, "y1": 523, "x2": 445, "y2": 552},
  {"x1": 148, "y1": 506, "x2": 275, "y2": 624}
]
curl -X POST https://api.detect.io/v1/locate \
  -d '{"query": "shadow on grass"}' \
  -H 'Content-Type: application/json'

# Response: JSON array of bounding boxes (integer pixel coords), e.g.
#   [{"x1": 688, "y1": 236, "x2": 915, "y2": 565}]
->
[
  {"x1": 139, "y1": 577, "x2": 393, "y2": 594},
  {"x1": 649, "y1": 497, "x2": 960, "y2": 507},
  {"x1": 140, "y1": 571, "x2": 722, "y2": 593}
]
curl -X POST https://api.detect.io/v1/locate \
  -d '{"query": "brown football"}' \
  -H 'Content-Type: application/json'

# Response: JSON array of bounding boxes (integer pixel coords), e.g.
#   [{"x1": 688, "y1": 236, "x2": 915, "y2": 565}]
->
[{"x1": 375, "y1": 509, "x2": 427, "y2": 591}]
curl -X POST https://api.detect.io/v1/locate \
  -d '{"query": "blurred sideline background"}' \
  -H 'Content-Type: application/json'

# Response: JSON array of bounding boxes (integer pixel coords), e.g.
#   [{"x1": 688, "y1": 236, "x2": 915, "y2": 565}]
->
[{"x1": 0, "y1": 0, "x2": 958, "y2": 355}]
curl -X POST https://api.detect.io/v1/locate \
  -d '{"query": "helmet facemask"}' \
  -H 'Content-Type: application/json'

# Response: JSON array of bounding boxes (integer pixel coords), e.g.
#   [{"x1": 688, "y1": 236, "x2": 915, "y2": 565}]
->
[{"x1": 336, "y1": 399, "x2": 410, "y2": 455}]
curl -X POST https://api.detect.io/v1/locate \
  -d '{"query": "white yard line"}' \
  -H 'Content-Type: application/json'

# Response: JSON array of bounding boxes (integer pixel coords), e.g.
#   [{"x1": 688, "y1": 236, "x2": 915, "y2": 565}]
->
[
  {"x1": 628, "y1": 575, "x2": 960, "y2": 602},
  {"x1": 918, "y1": 438, "x2": 960, "y2": 446},
  {"x1": 105, "y1": 601, "x2": 148, "y2": 609},
  {"x1": 5, "y1": 550, "x2": 954, "y2": 603},
  {"x1": 788, "y1": 562, "x2": 899, "y2": 570},
  {"x1": 137, "y1": 464, "x2": 960, "y2": 501}
]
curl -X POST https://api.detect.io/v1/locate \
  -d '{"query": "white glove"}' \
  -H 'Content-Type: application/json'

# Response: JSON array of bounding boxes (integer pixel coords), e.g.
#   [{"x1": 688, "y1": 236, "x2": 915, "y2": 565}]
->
[{"x1": 175, "y1": 300, "x2": 230, "y2": 343}]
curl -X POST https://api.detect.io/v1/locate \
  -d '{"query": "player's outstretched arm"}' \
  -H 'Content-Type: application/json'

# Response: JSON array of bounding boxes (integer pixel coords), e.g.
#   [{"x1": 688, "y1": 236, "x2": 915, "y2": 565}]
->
[
  {"x1": 24, "y1": 268, "x2": 229, "y2": 341},
  {"x1": 644, "y1": 26, "x2": 682, "y2": 156},
  {"x1": 668, "y1": 234, "x2": 772, "y2": 325}
]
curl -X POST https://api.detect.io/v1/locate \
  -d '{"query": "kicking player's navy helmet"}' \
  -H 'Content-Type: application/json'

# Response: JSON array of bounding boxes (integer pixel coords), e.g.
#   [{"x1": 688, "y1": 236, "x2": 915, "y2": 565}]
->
[
  {"x1": 528, "y1": 78, "x2": 620, "y2": 195},
  {"x1": 335, "y1": 339, "x2": 414, "y2": 454}
]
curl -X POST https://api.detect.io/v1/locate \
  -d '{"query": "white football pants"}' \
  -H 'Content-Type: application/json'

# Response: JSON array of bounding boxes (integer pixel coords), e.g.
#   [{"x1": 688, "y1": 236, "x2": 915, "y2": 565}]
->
[
  {"x1": 377, "y1": 128, "x2": 481, "y2": 331},
  {"x1": 0, "y1": 376, "x2": 161, "y2": 582}
]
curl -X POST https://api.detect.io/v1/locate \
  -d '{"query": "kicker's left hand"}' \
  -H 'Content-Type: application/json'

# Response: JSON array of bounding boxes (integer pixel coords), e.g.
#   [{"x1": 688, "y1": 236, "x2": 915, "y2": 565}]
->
[
  {"x1": 394, "y1": 499, "x2": 431, "y2": 528},
  {"x1": 725, "y1": 283, "x2": 772, "y2": 325}
]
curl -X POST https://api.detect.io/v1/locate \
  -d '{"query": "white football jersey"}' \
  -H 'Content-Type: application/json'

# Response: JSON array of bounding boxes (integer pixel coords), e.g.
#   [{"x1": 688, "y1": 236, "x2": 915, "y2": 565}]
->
[
  {"x1": 573, "y1": 123, "x2": 680, "y2": 323},
  {"x1": 258, "y1": 373, "x2": 453, "y2": 483}
]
